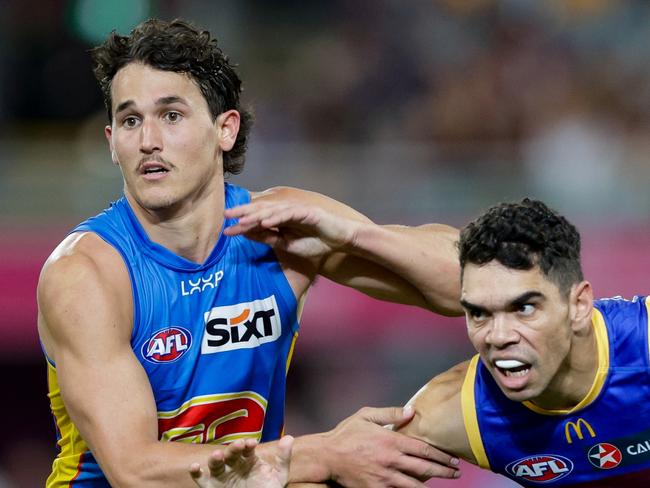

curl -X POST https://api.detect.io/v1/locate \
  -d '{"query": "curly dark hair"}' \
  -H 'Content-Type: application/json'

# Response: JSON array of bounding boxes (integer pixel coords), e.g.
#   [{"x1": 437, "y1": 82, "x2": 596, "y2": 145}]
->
[
  {"x1": 91, "y1": 18, "x2": 252, "y2": 175},
  {"x1": 458, "y1": 198, "x2": 583, "y2": 295}
]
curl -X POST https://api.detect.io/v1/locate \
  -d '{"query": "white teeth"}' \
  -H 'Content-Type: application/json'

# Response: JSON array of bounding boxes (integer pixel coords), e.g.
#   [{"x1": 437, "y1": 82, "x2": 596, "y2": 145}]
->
[{"x1": 495, "y1": 359, "x2": 526, "y2": 370}]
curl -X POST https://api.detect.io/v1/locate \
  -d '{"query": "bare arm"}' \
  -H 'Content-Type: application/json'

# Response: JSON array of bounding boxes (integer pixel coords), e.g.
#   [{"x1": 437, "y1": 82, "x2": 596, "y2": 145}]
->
[
  {"x1": 226, "y1": 186, "x2": 462, "y2": 315},
  {"x1": 38, "y1": 233, "x2": 237, "y2": 487},
  {"x1": 193, "y1": 406, "x2": 460, "y2": 487},
  {"x1": 398, "y1": 361, "x2": 476, "y2": 464}
]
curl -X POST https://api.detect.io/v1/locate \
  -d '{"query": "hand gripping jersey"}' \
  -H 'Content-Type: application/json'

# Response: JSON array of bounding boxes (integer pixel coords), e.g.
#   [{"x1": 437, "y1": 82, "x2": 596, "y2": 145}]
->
[
  {"x1": 462, "y1": 296, "x2": 650, "y2": 487},
  {"x1": 45, "y1": 183, "x2": 300, "y2": 487}
]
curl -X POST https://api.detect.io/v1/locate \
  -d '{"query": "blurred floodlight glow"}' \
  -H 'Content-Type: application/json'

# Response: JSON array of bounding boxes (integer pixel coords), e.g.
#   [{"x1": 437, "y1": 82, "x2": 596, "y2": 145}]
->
[{"x1": 70, "y1": 0, "x2": 151, "y2": 44}]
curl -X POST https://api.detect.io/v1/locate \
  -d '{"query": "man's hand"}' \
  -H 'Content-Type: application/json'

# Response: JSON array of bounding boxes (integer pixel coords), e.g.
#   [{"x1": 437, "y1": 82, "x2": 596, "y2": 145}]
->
[
  {"x1": 189, "y1": 435, "x2": 293, "y2": 488},
  {"x1": 224, "y1": 199, "x2": 361, "y2": 259},
  {"x1": 320, "y1": 406, "x2": 460, "y2": 487}
]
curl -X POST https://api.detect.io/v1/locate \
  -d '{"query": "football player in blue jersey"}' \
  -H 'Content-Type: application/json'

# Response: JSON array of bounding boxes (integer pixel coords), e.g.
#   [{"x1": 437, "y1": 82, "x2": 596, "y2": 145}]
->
[
  {"x1": 224, "y1": 196, "x2": 650, "y2": 486},
  {"x1": 37, "y1": 18, "x2": 462, "y2": 488}
]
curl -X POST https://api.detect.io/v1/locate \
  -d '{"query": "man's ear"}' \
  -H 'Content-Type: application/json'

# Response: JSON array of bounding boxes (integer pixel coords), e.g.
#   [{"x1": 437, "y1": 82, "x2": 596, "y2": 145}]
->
[
  {"x1": 569, "y1": 281, "x2": 593, "y2": 333},
  {"x1": 104, "y1": 125, "x2": 119, "y2": 166},
  {"x1": 216, "y1": 110, "x2": 240, "y2": 152}
]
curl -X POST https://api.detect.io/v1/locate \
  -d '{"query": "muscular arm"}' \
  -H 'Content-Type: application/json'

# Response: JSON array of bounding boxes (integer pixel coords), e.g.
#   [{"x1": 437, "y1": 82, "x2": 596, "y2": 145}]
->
[
  {"x1": 398, "y1": 361, "x2": 476, "y2": 464},
  {"x1": 38, "y1": 233, "x2": 232, "y2": 487},
  {"x1": 228, "y1": 187, "x2": 462, "y2": 315}
]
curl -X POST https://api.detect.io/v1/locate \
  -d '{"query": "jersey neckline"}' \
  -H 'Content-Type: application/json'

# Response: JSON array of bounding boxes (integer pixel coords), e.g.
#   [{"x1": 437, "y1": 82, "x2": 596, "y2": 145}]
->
[{"x1": 116, "y1": 182, "x2": 246, "y2": 272}]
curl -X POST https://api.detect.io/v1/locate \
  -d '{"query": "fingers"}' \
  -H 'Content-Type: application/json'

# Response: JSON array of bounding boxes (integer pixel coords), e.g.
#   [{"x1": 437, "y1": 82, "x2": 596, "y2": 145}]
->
[
  {"x1": 207, "y1": 448, "x2": 227, "y2": 477},
  {"x1": 385, "y1": 471, "x2": 430, "y2": 488},
  {"x1": 358, "y1": 405, "x2": 415, "y2": 427},
  {"x1": 224, "y1": 202, "x2": 316, "y2": 236},
  {"x1": 222, "y1": 439, "x2": 257, "y2": 467},
  {"x1": 188, "y1": 462, "x2": 205, "y2": 487},
  {"x1": 397, "y1": 436, "x2": 459, "y2": 466},
  {"x1": 391, "y1": 451, "x2": 460, "y2": 481}
]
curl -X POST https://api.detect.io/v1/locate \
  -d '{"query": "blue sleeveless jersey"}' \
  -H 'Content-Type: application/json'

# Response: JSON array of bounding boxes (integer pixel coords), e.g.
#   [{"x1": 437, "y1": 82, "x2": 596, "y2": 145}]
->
[
  {"x1": 45, "y1": 183, "x2": 300, "y2": 487},
  {"x1": 462, "y1": 296, "x2": 650, "y2": 486}
]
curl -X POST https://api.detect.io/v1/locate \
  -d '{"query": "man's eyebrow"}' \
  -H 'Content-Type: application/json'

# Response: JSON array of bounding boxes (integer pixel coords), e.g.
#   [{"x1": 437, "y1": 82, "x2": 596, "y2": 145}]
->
[
  {"x1": 114, "y1": 96, "x2": 188, "y2": 116},
  {"x1": 460, "y1": 291, "x2": 545, "y2": 313},
  {"x1": 509, "y1": 291, "x2": 545, "y2": 309},
  {"x1": 115, "y1": 100, "x2": 134, "y2": 115},
  {"x1": 156, "y1": 96, "x2": 188, "y2": 106},
  {"x1": 459, "y1": 299, "x2": 485, "y2": 314}
]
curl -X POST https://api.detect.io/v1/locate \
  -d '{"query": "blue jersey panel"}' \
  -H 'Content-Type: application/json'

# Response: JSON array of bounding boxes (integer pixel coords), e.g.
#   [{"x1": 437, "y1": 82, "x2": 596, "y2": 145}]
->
[{"x1": 59, "y1": 183, "x2": 299, "y2": 485}]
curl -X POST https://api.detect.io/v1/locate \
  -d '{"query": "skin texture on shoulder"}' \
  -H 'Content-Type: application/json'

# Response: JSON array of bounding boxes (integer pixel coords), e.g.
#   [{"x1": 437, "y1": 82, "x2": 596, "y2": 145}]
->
[{"x1": 398, "y1": 361, "x2": 476, "y2": 465}]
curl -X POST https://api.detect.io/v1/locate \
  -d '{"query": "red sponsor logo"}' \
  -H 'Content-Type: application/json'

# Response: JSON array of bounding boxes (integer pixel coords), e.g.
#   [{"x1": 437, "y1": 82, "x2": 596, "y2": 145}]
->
[
  {"x1": 141, "y1": 327, "x2": 192, "y2": 363},
  {"x1": 506, "y1": 454, "x2": 573, "y2": 482},
  {"x1": 158, "y1": 392, "x2": 267, "y2": 444},
  {"x1": 588, "y1": 443, "x2": 623, "y2": 469}
]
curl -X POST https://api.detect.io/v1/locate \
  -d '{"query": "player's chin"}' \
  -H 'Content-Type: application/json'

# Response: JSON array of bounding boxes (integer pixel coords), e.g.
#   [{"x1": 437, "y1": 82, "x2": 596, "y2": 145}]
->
[{"x1": 492, "y1": 367, "x2": 538, "y2": 401}]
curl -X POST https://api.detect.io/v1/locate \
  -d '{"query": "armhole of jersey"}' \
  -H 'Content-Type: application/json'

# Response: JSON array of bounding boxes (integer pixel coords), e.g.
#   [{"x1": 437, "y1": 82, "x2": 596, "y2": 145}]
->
[
  {"x1": 644, "y1": 296, "x2": 650, "y2": 362},
  {"x1": 285, "y1": 331, "x2": 299, "y2": 375},
  {"x1": 461, "y1": 354, "x2": 490, "y2": 470}
]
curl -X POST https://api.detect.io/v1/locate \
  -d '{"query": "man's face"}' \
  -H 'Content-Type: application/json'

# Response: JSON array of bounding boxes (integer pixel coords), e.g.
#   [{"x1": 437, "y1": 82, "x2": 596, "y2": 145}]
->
[
  {"x1": 105, "y1": 63, "x2": 233, "y2": 212},
  {"x1": 462, "y1": 261, "x2": 574, "y2": 404}
]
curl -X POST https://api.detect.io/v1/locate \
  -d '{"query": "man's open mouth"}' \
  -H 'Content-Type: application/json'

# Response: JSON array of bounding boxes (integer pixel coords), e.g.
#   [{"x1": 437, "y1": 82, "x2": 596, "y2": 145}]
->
[{"x1": 495, "y1": 359, "x2": 531, "y2": 377}]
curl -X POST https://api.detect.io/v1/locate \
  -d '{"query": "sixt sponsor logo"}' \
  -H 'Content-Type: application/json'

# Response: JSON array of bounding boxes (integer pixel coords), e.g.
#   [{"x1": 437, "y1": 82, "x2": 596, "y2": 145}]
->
[
  {"x1": 141, "y1": 327, "x2": 192, "y2": 363},
  {"x1": 202, "y1": 296, "x2": 281, "y2": 354},
  {"x1": 506, "y1": 454, "x2": 573, "y2": 483},
  {"x1": 181, "y1": 270, "x2": 224, "y2": 296}
]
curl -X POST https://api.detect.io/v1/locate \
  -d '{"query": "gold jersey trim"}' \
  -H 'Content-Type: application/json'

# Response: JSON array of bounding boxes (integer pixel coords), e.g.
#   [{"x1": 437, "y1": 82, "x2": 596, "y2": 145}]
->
[
  {"x1": 286, "y1": 331, "x2": 299, "y2": 375},
  {"x1": 522, "y1": 308, "x2": 610, "y2": 415},
  {"x1": 45, "y1": 361, "x2": 88, "y2": 487},
  {"x1": 645, "y1": 297, "x2": 650, "y2": 363},
  {"x1": 461, "y1": 355, "x2": 490, "y2": 469}
]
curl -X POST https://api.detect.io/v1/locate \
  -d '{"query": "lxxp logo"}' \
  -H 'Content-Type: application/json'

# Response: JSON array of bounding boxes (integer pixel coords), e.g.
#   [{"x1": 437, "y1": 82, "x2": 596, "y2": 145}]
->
[
  {"x1": 202, "y1": 296, "x2": 282, "y2": 353},
  {"x1": 181, "y1": 270, "x2": 224, "y2": 296}
]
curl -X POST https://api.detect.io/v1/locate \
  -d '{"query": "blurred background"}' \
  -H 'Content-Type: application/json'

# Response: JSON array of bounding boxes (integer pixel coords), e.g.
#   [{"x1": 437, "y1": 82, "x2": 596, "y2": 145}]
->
[{"x1": 3, "y1": 0, "x2": 650, "y2": 486}]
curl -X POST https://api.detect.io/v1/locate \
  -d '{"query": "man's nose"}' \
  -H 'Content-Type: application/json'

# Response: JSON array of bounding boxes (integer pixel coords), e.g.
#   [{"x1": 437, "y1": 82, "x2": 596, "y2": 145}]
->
[
  {"x1": 140, "y1": 119, "x2": 163, "y2": 153},
  {"x1": 485, "y1": 314, "x2": 519, "y2": 348}
]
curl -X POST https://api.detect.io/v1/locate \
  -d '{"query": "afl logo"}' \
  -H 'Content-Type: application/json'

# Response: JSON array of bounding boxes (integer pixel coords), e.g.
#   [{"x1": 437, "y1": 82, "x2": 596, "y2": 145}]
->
[
  {"x1": 506, "y1": 454, "x2": 573, "y2": 483},
  {"x1": 588, "y1": 443, "x2": 622, "y2": 470},
  {"x1": 141, "y1": 327, "x2": 192, "y2": 363}
]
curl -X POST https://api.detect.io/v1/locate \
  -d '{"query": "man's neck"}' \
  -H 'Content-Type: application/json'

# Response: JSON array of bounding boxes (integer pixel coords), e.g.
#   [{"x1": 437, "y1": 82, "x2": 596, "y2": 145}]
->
[
  {"x1": 126, "y1": 184, "x2": 226, "y2": 264},
  {"x1": 531, "y1": 316, "x2": 599, "y2": 411}
]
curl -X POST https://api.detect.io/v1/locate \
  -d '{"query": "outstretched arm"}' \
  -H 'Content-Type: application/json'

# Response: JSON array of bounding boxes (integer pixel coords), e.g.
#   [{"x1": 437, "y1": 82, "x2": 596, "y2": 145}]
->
[
  {"x1": 226, "y1": 187, "x2": 462, "y2": 315},
  {"x1": 192, "y1": 406, "x2": 460, "y2": 488}
]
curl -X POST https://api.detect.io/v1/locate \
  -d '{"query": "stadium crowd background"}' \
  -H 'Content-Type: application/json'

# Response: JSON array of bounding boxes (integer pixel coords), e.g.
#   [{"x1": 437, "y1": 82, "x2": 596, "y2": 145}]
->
[{"x1": 2, "y1": 0, "x2": 650, "y2": 486}]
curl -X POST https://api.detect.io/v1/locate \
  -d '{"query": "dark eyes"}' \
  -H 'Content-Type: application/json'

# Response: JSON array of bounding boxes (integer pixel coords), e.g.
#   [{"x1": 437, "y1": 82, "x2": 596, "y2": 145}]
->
[
  {"x1": 163, "y1": 111, "x2": 183, "y2": 123},
  {"x1": 123, "y1": 116, "x2": 140, "y2": 128},
  {"x1": 517, "y1": 304, "x2": 535, "y2": 316},
  {"x1": 120, "y1": 111, "x2": 183, "y2": 128}
]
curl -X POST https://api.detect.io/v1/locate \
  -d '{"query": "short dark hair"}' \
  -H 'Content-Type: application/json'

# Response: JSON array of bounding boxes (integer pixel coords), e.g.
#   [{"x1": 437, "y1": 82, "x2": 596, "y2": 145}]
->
[
  {"x1": 91, "y1": 18, "x2": 252, "y2": 175},
  {"x1": 458, "y1": 198, "x2": 583, "y2": 295}
]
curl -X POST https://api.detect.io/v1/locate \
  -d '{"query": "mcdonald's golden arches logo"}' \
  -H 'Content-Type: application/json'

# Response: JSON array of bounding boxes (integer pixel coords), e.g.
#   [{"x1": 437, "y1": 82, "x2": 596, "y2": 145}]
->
[{"x1": 564, "y1": 418, "x2": 596, "y2": 444}]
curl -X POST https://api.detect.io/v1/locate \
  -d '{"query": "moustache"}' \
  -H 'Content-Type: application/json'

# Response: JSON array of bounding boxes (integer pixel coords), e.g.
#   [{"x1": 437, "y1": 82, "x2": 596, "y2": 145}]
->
[{"x1": 138, "y1": 155, "x2": 173, "y2": 170}]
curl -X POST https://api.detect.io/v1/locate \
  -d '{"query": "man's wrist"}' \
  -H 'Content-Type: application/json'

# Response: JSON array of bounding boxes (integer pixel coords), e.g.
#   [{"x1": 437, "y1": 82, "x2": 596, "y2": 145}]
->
[{"x1": 287, "y1": 432, "x2": 333, "y2": 483}]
